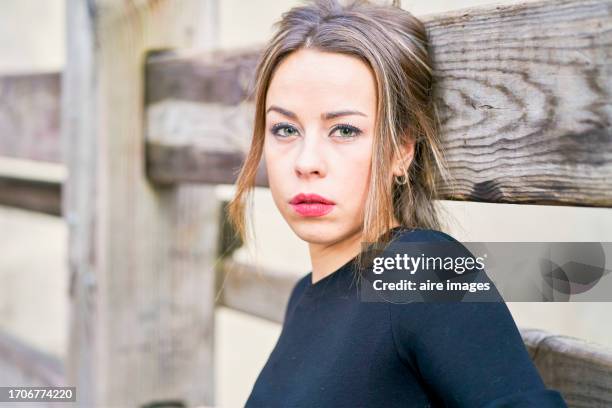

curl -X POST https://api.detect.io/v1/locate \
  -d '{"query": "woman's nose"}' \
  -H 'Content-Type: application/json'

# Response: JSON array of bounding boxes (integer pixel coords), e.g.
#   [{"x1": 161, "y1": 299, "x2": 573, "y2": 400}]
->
[{"x1": 294, "y1": 135, "x2": 327, "y2": 179}]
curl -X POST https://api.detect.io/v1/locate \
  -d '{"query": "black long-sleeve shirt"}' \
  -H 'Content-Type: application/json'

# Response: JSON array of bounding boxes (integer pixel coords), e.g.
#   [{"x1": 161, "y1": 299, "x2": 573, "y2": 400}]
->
[{"x1": 246, "y1": 227, "x2": 567, "y2": 407}]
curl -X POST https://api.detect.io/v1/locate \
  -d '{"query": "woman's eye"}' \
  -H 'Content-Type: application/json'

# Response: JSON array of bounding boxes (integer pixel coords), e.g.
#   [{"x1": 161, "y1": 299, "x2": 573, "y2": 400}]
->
[
  {"x1": 269, "y1": 123, "x2": 362, "y2": 139},
  {"x1": 270, "y1": 124, "x2": 299, "y2": 138},
  {"x1": 332, "y1": 124, "x2": 362, "y2": 139}
]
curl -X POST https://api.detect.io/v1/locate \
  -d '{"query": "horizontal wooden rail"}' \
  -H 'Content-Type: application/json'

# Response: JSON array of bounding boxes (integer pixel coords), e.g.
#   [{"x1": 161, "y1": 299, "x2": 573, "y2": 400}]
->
[
  {"x1": 144, "y1": 0, "x2": 612, "y2": 207},
  {"x1": 522, "y1": 328, "x2": 612, "y2": 407},
  {"x1": 216, "y1": 258, "x2": 299, "y2": 323},
  {"x1": 0, "y1": 158, "x2": 64, "y2": 215},
  {"x1": 0, "y1": 71, "x2": 62, "y2": 215},
  {"x1": 144, "y1": 47, "x2": 268, "y2": 186},
  {"x1": 0, "y1": 329, "x2": 65, "y2": 387}
]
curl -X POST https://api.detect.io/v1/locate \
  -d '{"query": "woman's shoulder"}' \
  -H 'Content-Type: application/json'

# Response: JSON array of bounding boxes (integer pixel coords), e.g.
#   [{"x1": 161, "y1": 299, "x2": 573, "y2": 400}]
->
[{"x1": 387, "y1": 295, "x2": 566, "y2": 406}]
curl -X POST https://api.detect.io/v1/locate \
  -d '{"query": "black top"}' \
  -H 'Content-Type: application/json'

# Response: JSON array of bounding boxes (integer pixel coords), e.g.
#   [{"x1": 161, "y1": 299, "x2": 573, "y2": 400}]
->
[{"x1": 246, "y1": 228, "x2": 567, "y2": 407}]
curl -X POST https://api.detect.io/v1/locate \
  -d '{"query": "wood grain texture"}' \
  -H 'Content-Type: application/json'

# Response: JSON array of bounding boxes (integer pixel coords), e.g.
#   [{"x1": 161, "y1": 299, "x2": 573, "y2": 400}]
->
[
  {"x1": 63, "y1": 0, "x2": 219, "y2": 407},
  {"x1": 423, "y1": 0, "x2": 612, "y2": 207},
  {"x1": 0, "y1": 72, "x2": 61, "y2": 163},
  {"x1": 144, "y1": 0, "x2": 612, "y2": 207},
  {"x1": 522, "y1": 328, "x2": 612, "y2": 407}
]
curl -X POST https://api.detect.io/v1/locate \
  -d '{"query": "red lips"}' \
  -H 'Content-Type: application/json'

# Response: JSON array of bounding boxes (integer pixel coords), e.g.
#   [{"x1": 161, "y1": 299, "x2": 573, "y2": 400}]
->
[
  {"x1": 289, "y1": 193, "x2": 335, "y2": 205},
  {"x1": 289, "y1": 193, "x2": 335, "y2": 217}
]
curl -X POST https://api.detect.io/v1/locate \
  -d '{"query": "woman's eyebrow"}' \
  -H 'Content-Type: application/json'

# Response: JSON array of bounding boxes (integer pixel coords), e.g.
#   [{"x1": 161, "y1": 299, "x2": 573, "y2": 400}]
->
[
  {"x1": 323, "y1": 110, "x2": 367, "y2": 120},
  {"x1": 266, "y1": 105, "x2": 367, "y2": 120}
]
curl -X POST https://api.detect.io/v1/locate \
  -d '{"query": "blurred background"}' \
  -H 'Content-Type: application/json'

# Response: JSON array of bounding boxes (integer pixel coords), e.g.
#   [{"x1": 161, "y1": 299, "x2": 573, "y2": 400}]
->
[{"x1": 1, "y1": 0, "x2": 611, "y2": 407}]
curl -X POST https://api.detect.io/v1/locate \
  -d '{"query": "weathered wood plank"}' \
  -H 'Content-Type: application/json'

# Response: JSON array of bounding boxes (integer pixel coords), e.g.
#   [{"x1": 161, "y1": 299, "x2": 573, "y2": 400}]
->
[
  {"x1": 63, "y1": 0, "x2": 220, "y2": 407},
  {"x1": 0, "y1": 158, "x2": 64, "y2": 215},
  {"x1": 0, "y1": 176, "x2": 61, "y2": 216},
  {"x1": 0, "y1": 72, "x2": 61, "y2": 163},
  {"x1": 146, "y1": 140, "x2": 268, "y2": 186},
  {"x1": 0, "y1": 329, "x2": 65, "y2": 388},
  {"x1": 216, "y1": 258, "x2": 299, "y2": 324},
  {"x1": 146, "y1": 47, "x2": 260, "y2": 106},
  {"x1": 144, "y1": 0, "x2": 612, "y2": 207},
  {"x1": 144, "y1": 51, "x2": 267, "y2": 186},
  {"x1": 522, "y1": 328, "x2": 612, "y2": 407},
  {"x1": 423, "y1": 0, "x2": 612, "y2": 207}
]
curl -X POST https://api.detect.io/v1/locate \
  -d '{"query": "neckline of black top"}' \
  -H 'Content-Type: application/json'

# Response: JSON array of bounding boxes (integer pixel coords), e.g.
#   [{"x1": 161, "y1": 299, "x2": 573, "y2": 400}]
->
[{"x1": 305, "y1": 226, "x2": 413, "y2": 294}]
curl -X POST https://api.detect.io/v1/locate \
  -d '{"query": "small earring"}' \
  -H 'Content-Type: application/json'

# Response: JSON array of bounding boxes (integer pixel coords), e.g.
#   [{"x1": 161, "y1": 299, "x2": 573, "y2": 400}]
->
[{"x1": 394, "y1": 174, "x2": 408, "y2": 185}]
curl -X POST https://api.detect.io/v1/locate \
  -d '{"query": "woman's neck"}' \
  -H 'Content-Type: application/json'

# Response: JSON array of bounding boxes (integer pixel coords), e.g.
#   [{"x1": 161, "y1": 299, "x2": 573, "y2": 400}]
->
[
  {"x1": 308, "y1": 228, "x2": 363, "y2": 285},
  {"x1": 308, "y1": 220, "x2": 401, "y2": 284}
]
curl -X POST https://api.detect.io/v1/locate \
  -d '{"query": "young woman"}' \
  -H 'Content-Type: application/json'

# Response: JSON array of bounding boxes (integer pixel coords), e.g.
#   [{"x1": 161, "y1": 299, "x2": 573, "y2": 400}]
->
[{"x1": 227, "y1": 0, "x2": 568, "y2": 406}]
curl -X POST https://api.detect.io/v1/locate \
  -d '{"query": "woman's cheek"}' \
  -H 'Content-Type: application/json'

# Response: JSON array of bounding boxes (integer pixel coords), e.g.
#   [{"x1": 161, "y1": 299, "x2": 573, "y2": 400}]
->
[
  {"x1": 353, "y1": 156, "x2": 373, "y2": 218},
  {"x1": 337, "y1": 166, "x2": 368, "y2": 216},
  {"x1": 267, "y1": 163, "x2": 287, "y2": 203}
]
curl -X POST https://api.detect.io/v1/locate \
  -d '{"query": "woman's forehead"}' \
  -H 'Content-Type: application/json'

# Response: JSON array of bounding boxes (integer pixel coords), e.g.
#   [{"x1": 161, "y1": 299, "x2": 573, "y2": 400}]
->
[{"x1": 266, "y1": 49, "x2": 377, "y2": 118}]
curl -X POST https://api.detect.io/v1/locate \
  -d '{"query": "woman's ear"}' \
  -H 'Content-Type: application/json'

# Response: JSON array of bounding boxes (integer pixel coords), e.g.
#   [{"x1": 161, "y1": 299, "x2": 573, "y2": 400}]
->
[{"x1": 392, "y1": 139, "x2": 415, "y2": 177}]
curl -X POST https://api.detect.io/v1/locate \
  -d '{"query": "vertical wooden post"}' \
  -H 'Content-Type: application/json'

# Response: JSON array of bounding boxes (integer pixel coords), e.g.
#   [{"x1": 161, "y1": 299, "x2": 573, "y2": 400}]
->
[{"x1": 62, "y1": 1, "x2": 219, "y2": 406}]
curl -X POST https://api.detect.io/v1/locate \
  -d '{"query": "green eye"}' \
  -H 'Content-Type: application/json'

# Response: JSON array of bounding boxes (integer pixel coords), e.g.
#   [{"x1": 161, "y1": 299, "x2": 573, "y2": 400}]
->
[
  {"x1": 270, "y1": 123, "x2": 299, "y2": 138},
  {"x1": 269, "y1": 123, "x2": 362, "y2": 139},
  {"x1": 333, "y1": 124, "x2": 362, "y2": 139}
]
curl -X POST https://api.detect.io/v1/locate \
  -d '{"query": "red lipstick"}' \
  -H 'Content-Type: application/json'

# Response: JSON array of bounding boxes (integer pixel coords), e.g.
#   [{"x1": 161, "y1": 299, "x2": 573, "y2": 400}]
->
[{"x1": 289, "y1": 193, "x2": 335, "y2": 217}]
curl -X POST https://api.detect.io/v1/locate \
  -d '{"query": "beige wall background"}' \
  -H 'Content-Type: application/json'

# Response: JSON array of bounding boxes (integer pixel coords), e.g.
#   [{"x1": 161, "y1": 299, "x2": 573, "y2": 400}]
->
[{"x1": 1, "y1": 1, "x2": 611, "y2": 407}]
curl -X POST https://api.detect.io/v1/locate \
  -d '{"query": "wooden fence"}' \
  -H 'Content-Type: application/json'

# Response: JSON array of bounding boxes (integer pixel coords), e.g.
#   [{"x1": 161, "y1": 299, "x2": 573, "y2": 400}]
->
[{"x1": 0, "y1": 0, "x2": 611, "y2": 407}]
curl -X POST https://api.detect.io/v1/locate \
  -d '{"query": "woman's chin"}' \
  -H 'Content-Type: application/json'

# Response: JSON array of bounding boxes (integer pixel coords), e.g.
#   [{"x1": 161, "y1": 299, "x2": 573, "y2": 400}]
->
[
  {"x1": 289, "y1": 222, "x2": 341, "y2": 244},
  {"x1": 289, "y1": 221, "x2": 361, "y2": 246}
]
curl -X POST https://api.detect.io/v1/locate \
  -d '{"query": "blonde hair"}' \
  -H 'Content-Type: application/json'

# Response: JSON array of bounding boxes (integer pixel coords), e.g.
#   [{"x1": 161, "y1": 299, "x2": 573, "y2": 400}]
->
[{"x1": 227, "y1": 0, "x2": 453, "y2": 269}]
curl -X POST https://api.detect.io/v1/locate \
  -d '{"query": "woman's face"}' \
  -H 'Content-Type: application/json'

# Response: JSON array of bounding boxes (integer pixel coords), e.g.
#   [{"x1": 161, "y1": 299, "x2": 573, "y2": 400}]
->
[{"x1": 264, "y1": 48, "x2": 377, "y2": 245}]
